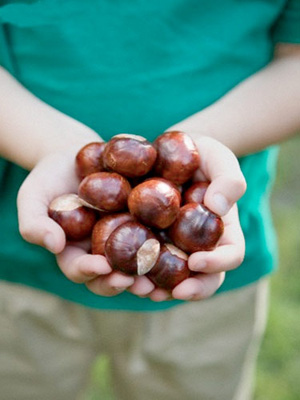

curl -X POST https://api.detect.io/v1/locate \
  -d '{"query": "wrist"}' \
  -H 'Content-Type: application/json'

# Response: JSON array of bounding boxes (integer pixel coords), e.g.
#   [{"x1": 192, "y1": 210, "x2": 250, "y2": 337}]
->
[
  {"x1": 0, "y1": 67, "x2": 102, "y2": 170},
  {"x1": 35, "y1": 116, "x2": 102, "y2": 166}
]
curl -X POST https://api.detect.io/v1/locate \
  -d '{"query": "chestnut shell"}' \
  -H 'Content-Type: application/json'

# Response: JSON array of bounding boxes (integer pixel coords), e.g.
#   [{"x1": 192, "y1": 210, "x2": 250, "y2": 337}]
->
[
  {"x1": 147, "y1": 244, "x2": 190, "y2": 290},
  {"x1": 128, "y1": 178, "x2": 181, "y2": 229},
  {"x1": 105, "y1": 221, "x2": 160, "y2": 275},
  {"x1": 48, "y1": 194, "x2": 97, "y2": 241},
  {"x1": 78, "y1": 172, "x2": 131, "y2": 212},
  {"x1": 91, "y1": 212, "x2": 135, "y2": 255},
  {"x1": 154, "y1": 131, "x2": 200, "y2": 185},
  {"x1": 75, "y1": 142, "x2": 106, "y2": 180},
  {"x1": 169, "y1": 203, "x2": 224, "y2": 253},
  {"x1": 183, "y1": 181, "x2": 209, "y2": 205},
  {"x1": 102, "y1": 134, "x2": 157, "y2": 178}
]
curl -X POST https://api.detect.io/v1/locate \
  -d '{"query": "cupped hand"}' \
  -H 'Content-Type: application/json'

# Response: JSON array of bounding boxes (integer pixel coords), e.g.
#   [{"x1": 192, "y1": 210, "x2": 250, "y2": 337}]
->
[
  {"x1": 128, "y1": 136, "x2": 247, "y2": 302},
  {"x1": 17, "y1": 135, "x2": 246, "y2": 302},
  {"x1": 17, "y1": 149, "x2": 137, "y2": 296}
]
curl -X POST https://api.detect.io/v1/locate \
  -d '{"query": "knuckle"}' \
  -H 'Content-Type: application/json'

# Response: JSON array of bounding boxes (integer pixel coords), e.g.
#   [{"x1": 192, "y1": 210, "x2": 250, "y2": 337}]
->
[
  {"x1": 18, "y1": 223, "x2": 33, "y2": 242},
  {"x1": 64, "y1": 270, "x2": 85, "y2": 284},
  {"x1": 229, "y1": 249, "x2": 245, "y2": 271},
  {"x1": 231, "y1": 175, "x2": 247, "y2": 198},
  {"x1": 236, "y1": 251, "x2": 245, "y2": 268}
]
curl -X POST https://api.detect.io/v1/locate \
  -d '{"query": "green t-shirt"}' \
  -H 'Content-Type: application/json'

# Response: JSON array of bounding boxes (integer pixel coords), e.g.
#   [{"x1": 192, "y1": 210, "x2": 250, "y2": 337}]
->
[{"x1": 0, "y1": 0, "x2": 299, "y2": 311}]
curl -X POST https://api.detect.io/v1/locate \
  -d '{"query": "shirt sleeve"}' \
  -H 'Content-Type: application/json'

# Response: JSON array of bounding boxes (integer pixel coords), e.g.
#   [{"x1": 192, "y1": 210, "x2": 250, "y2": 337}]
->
[{"x1": 271, "y1": 0, "x2": 300, "y2": 44}]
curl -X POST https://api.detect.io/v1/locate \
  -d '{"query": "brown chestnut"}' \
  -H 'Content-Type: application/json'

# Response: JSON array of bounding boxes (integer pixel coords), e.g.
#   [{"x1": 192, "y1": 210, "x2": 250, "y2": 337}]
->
[
  {"x1": 75, "y1": 142, "x2": 106, "y2": 180},
  {"x1": 147, "y1": 244, "x2": 190, "y2": 290},
  {"x1": 48, "y1": 193, "x2": 97, "y2": 241},
  {"x1": 102, "y1": 134, "x2": 157, "y2": 178},
  {"x1": 183, "y1": 181, "x2": 209, "y2": 205},
  {"x1": 91, "y1": 212, "x2": 135, "y2": 255},
  {"x1": 169, "y1": 203, "x2": 224, "y2": 253},
  {"x1": 154, "y1": 131, "x2": 200, "y2": 185},
  {"x1": 78, "y1": 172, "x2": 131, "y2": 212},
  {"x1": 105, "y1": 221, "x2": 160, "y2": 276},
  {"x1": 128, "y1": 178, "x2": 181, "y2": 229},
  {"x1": 152, "y1": 228, "x2": 173, "y2": 245}
]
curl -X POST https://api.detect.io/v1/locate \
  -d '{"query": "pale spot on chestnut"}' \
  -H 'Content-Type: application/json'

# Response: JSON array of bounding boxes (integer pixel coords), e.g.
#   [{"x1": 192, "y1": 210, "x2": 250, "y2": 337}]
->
[
  {"x1": 137, "y1": 238, "x2": 161, "y2": 275},
  {"x1": 48, "y1": 194, "x2": 97, "y2": 241},
  {"x1": 105, "y1": 221, "x2": 160, "y2": 276}
]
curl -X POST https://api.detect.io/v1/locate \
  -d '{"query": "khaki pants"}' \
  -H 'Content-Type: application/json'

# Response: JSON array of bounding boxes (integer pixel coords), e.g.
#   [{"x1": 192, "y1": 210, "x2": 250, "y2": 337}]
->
[{"x1": 0, "y1": 279, "x2": 268, "y2": 400}]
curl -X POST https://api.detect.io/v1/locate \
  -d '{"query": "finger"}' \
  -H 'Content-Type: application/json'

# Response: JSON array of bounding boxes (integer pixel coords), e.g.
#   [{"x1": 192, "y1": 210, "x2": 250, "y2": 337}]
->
[
  {"x1": 86, "y1": 272, "x2": 135, "y2": 297},
  {"x1": 196, "y1": 137, "x2": 246, "y2": 216},
  {"x1": 56, "y1": 244, "x2": 112, "y2": 283},
  {"x1": 127, "y1": 276, "x2": 155, "y2": 296},
  {"x1": 17, "y1": 154, "x2": 79, "y2": 254},
  {"x1": 148, "y1": 288, "x2": 172, "y2": 302},
  {"x1": 188, "y1": 205, "x2": 245, "y2": 273},
  {"x1": 18, "y1": 213, "x2": 66, "y2": 255},
  {"x1": 172, "y1": 272, "x2": 225, "y2": 301}
]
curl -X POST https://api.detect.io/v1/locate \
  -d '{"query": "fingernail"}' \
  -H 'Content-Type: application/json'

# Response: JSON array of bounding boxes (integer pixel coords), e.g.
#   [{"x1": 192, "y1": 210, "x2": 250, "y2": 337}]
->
[
  {"x1": 193, "y1": 260, "x2": 207, "y2": 271},
  {"x1": 44, "y1": 233, "x2": 56, "y2": 253},
  {"x1": 213, "y1": 193, "x2": 230, "y2": 215}
]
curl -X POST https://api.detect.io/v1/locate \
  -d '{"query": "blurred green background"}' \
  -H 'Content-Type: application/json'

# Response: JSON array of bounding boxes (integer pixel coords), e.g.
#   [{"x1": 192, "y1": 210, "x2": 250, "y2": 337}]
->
[
  {"x1": 85, "y1": 136, "x2": 300, "y2": 400},
  {"x1": 254, "y1": 135, "x2": 300, "y2": 400}
]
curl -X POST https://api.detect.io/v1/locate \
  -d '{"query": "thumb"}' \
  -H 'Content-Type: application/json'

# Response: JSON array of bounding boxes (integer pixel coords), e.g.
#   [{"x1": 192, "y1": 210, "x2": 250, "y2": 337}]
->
[
  {"x1": 195, "y1": 137, "x2": 247, "y2": 216},
  {"x1": 18, "y1": 214, "x2": 66, "y2": 254},
  {"x1": 17, "y1": 184, "x2": 66, "y2": 255},
  {"x1": 204, "y1": 175, "x2": 246, "y2": 216}
]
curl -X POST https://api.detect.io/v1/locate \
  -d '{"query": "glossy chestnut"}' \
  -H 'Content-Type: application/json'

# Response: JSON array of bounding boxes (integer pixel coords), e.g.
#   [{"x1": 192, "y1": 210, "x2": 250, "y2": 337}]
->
[
  {"x1": 102, "y1": 134, "x2": 157, "y2": 178},
  {"x1": 78, "y1": 172, "x2": 131, "y2": 212},
  {"x1": 91, "y1": 212, "x2": 135, "y2": 255},
  {"x1": 147, "y1": 244, "x2": 190, "y2": 290},
  {"x1": 169, "y1": 203, "x2": 224, "y2": 253},
  {"x1": 75, "y1": 142, "x2": 106, "y2": 180},
  {"x1": 128, "y1": 178, "x2": 181, "y2": 229},
  {"x1": 183, "y1": 181, "x2": 209, "y2": 205},
  {"x1": 154, "y1": 131, "x2": 200, "y2": 185},
  {"x1": 105, "y1": 221, "x2": 160, "y2": 276},
  {"x1": 48, "y1": 193, "x2": 97, "y2": 241}
]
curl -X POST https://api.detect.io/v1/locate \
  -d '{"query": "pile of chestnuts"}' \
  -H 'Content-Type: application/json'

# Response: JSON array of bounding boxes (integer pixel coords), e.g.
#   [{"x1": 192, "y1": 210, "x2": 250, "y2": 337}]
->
[{"x1": 48, "y1": 131, "x2": 224, "y2": 291}]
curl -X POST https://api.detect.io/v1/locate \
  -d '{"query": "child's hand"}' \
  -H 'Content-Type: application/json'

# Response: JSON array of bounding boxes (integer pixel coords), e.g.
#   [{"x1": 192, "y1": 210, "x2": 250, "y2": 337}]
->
[
  {"x1": 17, "y1": 150, "x2": 138, "y2": 296},
  {"x1": 128, "y1": 137, "x2": 247, "y2": 301},
  {"x1": 17, "y1": 136, "x2": 246, "y2": 301}
]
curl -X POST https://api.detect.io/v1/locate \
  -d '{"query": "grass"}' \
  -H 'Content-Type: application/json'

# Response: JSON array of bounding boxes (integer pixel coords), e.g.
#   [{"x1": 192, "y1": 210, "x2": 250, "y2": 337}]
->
[{"x1": 85, "y1": 136, "x2": 300, "y2": 400}]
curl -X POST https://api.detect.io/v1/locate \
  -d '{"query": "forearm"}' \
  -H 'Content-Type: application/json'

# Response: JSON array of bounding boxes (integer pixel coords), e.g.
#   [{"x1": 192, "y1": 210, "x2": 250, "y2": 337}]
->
[
  {"x1": 0, "y1": 67, "x2": 100, "y2": 170},
  {"x1": 171, "y1": 45, "x2": 300, "y2": 157}
]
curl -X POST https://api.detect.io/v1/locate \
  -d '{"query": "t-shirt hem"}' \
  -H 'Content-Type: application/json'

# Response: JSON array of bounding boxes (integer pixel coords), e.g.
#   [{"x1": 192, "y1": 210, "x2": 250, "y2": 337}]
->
[{"x1": 0, "y1": 269, "x2": 275, "y2": 313}]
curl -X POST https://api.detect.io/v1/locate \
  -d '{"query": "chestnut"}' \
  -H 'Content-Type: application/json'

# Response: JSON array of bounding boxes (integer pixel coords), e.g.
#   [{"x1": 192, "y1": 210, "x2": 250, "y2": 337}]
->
[
  {"x1": 102, "y1": 134, "x2": 157, "y2": 178},
  {"x1": 78, "y1": 172, "x2": 131, "y2": 212},
  {"x1": 147, "y1": 244, "x2": 190, "y2": 291},
  {"x1": 154, "y1": 131, "x2": 200, "y2": 185},
  {"x1": 128, "y1": 178, "x2": 181, "y2": 229},
  {"x1": 48, "y1": 193, "x2": 97, "y2": 241},
  {"x1": 152, "y1": 228, "x2": 173, "y2": 245},
  {"x1": 183, "y1": 181, "x2": 209, "y2": 205},
  {"x1": 91, "y1": 212, "x2": 135, "y2": 255},
  {"x1": 169, "y1": 203, "x2": 224, "y2": 253},
  {"x1": 105, "y1": 221, "x2": 160, "y2": 276},
  {"x1": 75, "y1": 142, "x2": 106, "y2": 180}
]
